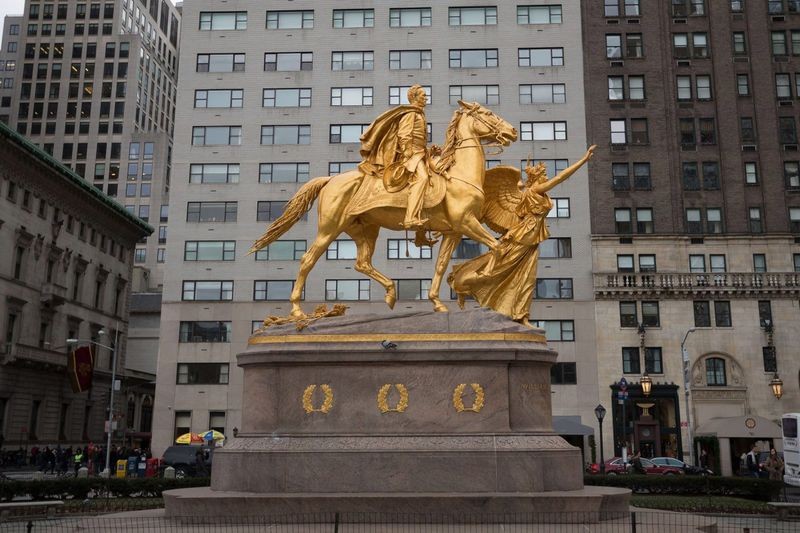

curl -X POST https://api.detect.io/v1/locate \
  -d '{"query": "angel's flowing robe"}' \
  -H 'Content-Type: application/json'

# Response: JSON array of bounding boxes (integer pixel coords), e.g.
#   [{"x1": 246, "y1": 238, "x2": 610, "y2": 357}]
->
[{"x1": 450, "y1": 188, "x2": 553, "y2": 321}]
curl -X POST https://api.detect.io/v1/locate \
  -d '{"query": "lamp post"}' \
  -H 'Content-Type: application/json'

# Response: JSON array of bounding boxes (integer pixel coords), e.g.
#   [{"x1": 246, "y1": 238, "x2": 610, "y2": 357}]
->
[
  {"x1": 640, "y1": 373, "x2": 652, "y2": 397},
  {"x1": 67, "y1": 325, "x2": 119, "y2": 477},
  {"x1": 770, "y1": 373, "x2": 784, "y2": 399},
  {"x1": 681, "y1": 328, "x2": 697, "y2": 466},
  {"x1": 594, "y1": 404, "x2": 607, "y2": 474}
]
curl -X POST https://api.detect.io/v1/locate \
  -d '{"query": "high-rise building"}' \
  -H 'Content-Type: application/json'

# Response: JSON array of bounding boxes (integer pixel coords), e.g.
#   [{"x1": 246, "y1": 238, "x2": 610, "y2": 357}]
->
[
  {"x1": 152, "y1": 1, "x2": 598, "y2": 454},
  {"x1": 583, "y1": 0, "x2": 799, "y2": 474},
  {"x1": 0, "y1": 0, "x2": 180, "y2": 450},
  {"x1": 2, "y1": 0, "x2": 180, "y2": 290}
]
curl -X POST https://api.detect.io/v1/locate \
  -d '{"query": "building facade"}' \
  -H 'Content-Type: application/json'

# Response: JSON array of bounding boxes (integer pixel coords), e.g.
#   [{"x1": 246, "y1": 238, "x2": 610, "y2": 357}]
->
[
  {"x1": 152, "y1": 1, "x2": 598, "y2": 454},
  {"x1": 0, "y1": 16, "x2": 22, "y2": 123},
  {"x1": 1, "y1": 0, "x2": 180, "y2": 290},
  {"x1": 0, "y1": 120, "x2": 151, "y2": 449},
  {"x1": 583, "y1": 0, "x2": 800, "y2": 472}
]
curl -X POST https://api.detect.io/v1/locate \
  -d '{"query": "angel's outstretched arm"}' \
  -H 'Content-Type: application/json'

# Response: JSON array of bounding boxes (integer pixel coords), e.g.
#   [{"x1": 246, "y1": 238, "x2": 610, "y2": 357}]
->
[{"x1": 534, "y1": 145, "x2": 596, "y2": 194}]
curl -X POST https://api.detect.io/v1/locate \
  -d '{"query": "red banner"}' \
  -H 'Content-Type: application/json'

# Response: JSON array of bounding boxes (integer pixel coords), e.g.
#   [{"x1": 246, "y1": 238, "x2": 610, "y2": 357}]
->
[{"x1": 67, "y1": 345, "x2": 94, "y2": 393}]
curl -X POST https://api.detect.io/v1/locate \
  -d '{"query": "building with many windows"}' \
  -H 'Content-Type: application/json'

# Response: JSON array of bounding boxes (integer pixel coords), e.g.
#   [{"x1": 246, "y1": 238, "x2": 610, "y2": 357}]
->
[
  {"x1": 152, "y1": 1, "x2": 598, "y2": 454},
  {"x1": 583, "y1": 0, "x2": 799, "y2": 474},
  {"x1": 0, "y1": 120, "x2": 151, "y2": 449},
  {"x1": 0, "y1": 17, "x2": 22, "y2": 123}
]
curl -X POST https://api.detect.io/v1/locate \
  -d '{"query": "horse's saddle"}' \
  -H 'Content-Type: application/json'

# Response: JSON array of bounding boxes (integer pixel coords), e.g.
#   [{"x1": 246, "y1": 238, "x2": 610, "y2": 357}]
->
[{"x1": 345, "y1": 163, "x2": 447, "y2": 217}]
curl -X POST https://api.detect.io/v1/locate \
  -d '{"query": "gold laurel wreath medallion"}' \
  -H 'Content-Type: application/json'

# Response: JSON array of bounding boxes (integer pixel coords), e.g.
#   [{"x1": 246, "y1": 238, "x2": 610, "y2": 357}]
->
[
  {"x1": 377, "y1": 384, "x2": 409, "y2": 413},
  {"x1": 452, "y1": 383, "x2": 485, "y2": 413},
  {"x1": 302, "y1": 384, "x2": 334, "y2": 414}
]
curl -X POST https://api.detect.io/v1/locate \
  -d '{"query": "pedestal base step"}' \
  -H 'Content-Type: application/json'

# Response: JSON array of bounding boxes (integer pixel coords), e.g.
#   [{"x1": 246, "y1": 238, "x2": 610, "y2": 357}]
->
[{"x1": 163, "y1": 486, "x2": 630, "y2": 524}]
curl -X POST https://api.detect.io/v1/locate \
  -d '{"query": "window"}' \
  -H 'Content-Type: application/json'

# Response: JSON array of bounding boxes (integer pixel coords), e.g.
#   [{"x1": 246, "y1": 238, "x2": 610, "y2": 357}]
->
[
  {"x1": 737, "y1": 74, "x2": 750, "y2": 96},
  {"x1": 327, "y1": 279, "x2": 370, "y2": 301},
  {"x1": 266, "y1": 10, "x2": 313, "y2": 29},
  {"x1": 749, "y1": 207, "x2": 763, "y2": 233},
  {"x1": 641, "y1": 301, "x2": 660, "y2": 327},
  {"x1": 182, "y1": 281, "x2": 234, "y2": 301},
  {"x1": 550, "y1": 362, "x2": 577, "y2": 385},
  {"x1": 259, "y1": 163, "x2": 309, "y2": 183},
  {"x1": 452, "y1": 238, "x2": 489, "y2": 259},
  {"x1": 389, "y1": 50, "x2": 432, "y2": 70},
  {"x1": 396, "y1": 279, "x2": 431, "y2": 300},
  {"x1": 742, "y1": 162, "x2": 759, "y2": 185},
  {"x1": 740, "y1": 118, "x2": 756, "y2": 144},
  {"x1": 255, "y1": 240, "x2": 307, "y2": 261},
  {"x1": 626, "y1": 34, "x2": 644, "y2": 58},
  {"x1": 693, "y1": 33, "x2": 709, "y2": 58},
  {"x1": 547, "y1": 198, "x2": 570, "y2": 218},
  {"x1": 186, "y1": 202, "x2": 238, "y2": 223},
  {"x1": 194, "y1": 89, "x2": 243, "y2": 108},
  {"x1": 518, "y1": 48, "x2": 564, "y2": 67},
  {"x1": 694, "y1": 300, "x2": 711, "y2": 327},
  {"x1": 189, "y1": 164, "x2": 240, "y2": 184},
  {"x1": 388, "y1": 239, "x2": 433, "y2": 260},
  {"x1": 329, "y1": 162, "x2": 359, "y2": 175},
  {"x1": 673, "y1": 33, "x2": 689, "y2": 57},
  {"x1": 539, "y1": 238, "x2": 572, "y2": 259},
  {"x1": 751, "y1": 254, "x2": 767, "y2": 274},
  {"x1": 264, "y1": 52, "x2": 312, "y2": 72},
  {"x1": 639, "y1": 255, "x2": 657, "y2": 272},
  {"x1": 731, "y1": 0, "x2": 744, "y2": 12},
  {"x1": 184, "y1": 241, "x2": 236, "y2": 261},
  {"x1": 179, "y1": 322, "x2": 231, "y2": 343},
  {"x1": 520, "y1": 122, "x2": 567, "y2": 141},
  {"x1": 780, "y1": 117, "x2": 798, "y2": 144},
  {"x1": 192, "y1": 126, "x2": 242, "y2": 146},
  {"x1": 630, "y1": 118, "x2": 649, "y2": 144},
  {"x1": 758, "y1": 300, "x2": 773, "y2": 327},
  {"x1": 636, "y1": 208, "x2": 653, "y2": 233},
  {"x1": 606, "y1": 34, "x2": 622, "y2": 58},
  {"x1": 449, "y1": 49, "x2": 498, "y2": 68},
  {"x1": 645, "y1": 347, "x2": 663, "y2": 374},
  {"x1": 773, "y1": 31, "x2": 788, "y2": 56},
  {"x1": 333, "y1": 9, "x2": 373, "y2": 28},
  {"x1": 254, "y1": 280, "x2": 295, "y2": 301},
  {"x1": 791, "y1": 207, "x2": 800, "y2": 232},
  {"x1": 710, "y1": 254, "x2": 726, "y2": 273},
  {"x1": 134, "y1": 248, "x2": 146, "y2": 263},
  {"x1": 707, "y1": 208, "x2": 723, "y2": 234},
  {"x1": 174, "y1": 411, "x2": 191, "y2": 440},
  {"x1": 705, "y1": 358, "x2": 726, "y2": 386},
  {"x1": 622, "y1": 347, "x2": 640, "y2": 374},
  {"x1": 262, "y1": 88, "x2": 311, "y2": 108},
  {"x1": 763, "y1": 346, "x2": 778, "y2": 373},
  {"x1": 330, "y1": 124, "x2": 368, "y2": 143},
  {"x1": 331, "y1": 87, "x2": 373, "y2": 106},
  {"x1": 612, "y1": 164, "x2": 629, "y2": 191},
  {"x1": 389, "y1": 8, "x2": 431, "y2": 27},
  {"x1": 199, "y1": 12, "x2": 247, "y2": 31},
  {"x1": 255, "y1": 201, "x2": 291, "y2": 222},
  {"x1": 332, "y1": 51, "x2": 373, "y2": 71},
  {"x1": 610, "y1": 120, "x2": 627, "y2": 144},
  {"x1": 619, "y1": 302, "x2": 638, "y2": 327},
  {"x1": 196, "y1": 53, "x2": 245, "y2": 73},
  {"x1": 617, "y1": 255, "x2": 635, "y2": 272},
  {"x1": 449, "y1": 7, "x2": 497, "y2": 26},
  {"x1": 795, "y1": 254, "x2": 800, "y2": 272},
  {"x1": 733, "y1": 32, "x2": 747, "y2": 55},
  {"x1": 785, "y1": 162, "x2": 800, "y2": 189},
  {"x1": 777, "y1": 74, "x2": 793, "y2": 100},
  {"x1": 520, "y1": 84, "x2": 565, "y2": 104},
  {"x1": 176, "y1": 363, "x2": 229, "y2": 384},
  {"x1": 536, "y1": 279, "x2": 573, "y2": 299},
  {"x1": 261, "y1": 125, "x2": 311, "y2": 145},
  {"x1": 517, "y1": 5, "x2": 562, "y2": 24},
  {"x1": 715, "y1": 301, "x2": 732, "y2": 327},
  {"x1": 615, "y1": 208, "x2": 632, "y2": 233},
  {"x1": 695, "y1": 76, "x2": 712, "y2": 100},
  {"x1": 389, "y1": 85, "x2": 431, "y2": 105},
  {"x1": 531, "y1": 320, "x2": 574, "y2": 341},
  {"x1": 633, "y1": 163, "x2": 651, "y2": 189},
  {"x1": 326, "y1": 240, "x2": 357, "y2": 260}
]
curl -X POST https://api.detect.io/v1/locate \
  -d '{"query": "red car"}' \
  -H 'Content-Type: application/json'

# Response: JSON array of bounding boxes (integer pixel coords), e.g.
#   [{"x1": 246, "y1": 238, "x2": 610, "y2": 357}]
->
[{"x1": 594, "y1": 457, "x2": 684, "y2": 475}]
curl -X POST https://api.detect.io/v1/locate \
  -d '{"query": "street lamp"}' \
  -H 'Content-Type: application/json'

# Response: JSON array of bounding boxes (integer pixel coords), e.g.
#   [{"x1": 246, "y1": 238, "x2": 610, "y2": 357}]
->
[
  {"x1": 640, "y1": 373, "x2": 653, "y2": 397},
  {"x1": 67, "y1": 325, "x2": 119, "y2": 477},
  {"x1": 681, "y1": 328, "x2": 697, "y2": 466},
  {"x1": 770, "y1": 373, "x2": 784, "y2": 399},
  {"x1": 594, "y1": 404, "x2": 607, "y2": 474}
]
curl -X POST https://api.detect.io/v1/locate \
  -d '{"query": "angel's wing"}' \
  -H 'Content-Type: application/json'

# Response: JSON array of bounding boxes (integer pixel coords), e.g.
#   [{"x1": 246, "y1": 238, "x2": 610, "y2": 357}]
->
[{"x1": 482, "y1": 165, "x2": 525, "y2": 233}]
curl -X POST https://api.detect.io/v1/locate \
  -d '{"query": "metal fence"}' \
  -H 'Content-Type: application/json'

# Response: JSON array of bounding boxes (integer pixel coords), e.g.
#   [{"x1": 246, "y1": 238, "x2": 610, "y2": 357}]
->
[{"x1": 1, "y1": 511, "x2": 798, "y2": 532}]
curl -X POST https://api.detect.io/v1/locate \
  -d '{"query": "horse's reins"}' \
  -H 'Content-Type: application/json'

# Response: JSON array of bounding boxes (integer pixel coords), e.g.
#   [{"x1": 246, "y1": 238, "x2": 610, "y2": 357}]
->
[{"x1": 446, "y1": 108, "x2": 508, "y2": 195}]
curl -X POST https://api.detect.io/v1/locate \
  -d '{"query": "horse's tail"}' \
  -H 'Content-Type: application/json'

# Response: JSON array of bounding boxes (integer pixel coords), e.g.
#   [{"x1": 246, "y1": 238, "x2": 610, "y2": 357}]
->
[{"x1": 249, "y1": 176, "x2": 331, "y2": 254}]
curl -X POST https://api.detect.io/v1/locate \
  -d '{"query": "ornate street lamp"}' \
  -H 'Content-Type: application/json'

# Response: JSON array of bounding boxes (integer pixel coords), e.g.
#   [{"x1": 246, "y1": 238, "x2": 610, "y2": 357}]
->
[
  {"x1": 594, "y1": 404, "x2": 607, "y2": 474},
  {"x1": 770, "y1": 373, "x2": 784, "y2": 399},
  {"x1": 640, "y1": 373, "x2": 653, "y2": 397}
]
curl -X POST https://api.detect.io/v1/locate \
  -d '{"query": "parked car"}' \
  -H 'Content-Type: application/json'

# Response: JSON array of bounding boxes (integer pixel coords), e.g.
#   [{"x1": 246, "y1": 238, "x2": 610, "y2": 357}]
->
[
  {"x1": 650, "y1": 456, "x2": 713, "y2": 476},
  {"x1": 160, "y1": 445, "x2": 211, "y2": 478},
  {"x1": 600, "y1": 457, "x2": 684, "y2": 475}
]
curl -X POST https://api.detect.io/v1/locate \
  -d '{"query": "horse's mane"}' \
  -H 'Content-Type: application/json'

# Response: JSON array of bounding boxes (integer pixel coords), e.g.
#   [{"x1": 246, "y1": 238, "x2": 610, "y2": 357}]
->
[{"x1": 433, "y1": 110, "x2": 464, "y2": 174}]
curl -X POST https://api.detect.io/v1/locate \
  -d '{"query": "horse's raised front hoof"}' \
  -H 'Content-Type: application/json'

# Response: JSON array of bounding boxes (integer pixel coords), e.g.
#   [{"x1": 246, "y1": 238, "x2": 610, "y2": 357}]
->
[
  {"x1": 433, "y1": 302, "x2": 449, "y2": 313},
  {"x1": 385, "y1": 290, "x2": 396, "y2": 309}
]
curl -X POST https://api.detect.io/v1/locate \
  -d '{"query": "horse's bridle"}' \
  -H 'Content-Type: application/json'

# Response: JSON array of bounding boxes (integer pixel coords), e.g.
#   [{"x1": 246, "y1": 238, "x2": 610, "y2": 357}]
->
[{"x1": 456, "y1": 107, "x2": 508, "y2": 155}]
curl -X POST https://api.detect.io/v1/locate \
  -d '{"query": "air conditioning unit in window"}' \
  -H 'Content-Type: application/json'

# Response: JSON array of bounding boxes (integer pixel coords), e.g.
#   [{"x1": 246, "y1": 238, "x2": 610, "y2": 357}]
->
[
  {"x1": 627, "y1": 19, "x2": 640, "y2": 24},
  {"x1": 780, "y1": 100, "x2": 794, "y2": 107},
  {"x1": 774, "y1": 56, "x2": 789, "y2": 63},
  {"x1": 732, "y1": 56, "x2": 749, "y2": 63},
  {"x1": 681, "y1": 144, "x2": 697, "y2": 152},
  {"x1": 611, "y1": 144, "x2": 628, "y2": 152},
  {"x1": 610, "y1": 60, "x2": 624, "y2": 67},
  {"x1": 783, "y1": 144, "x2": 799, "y2": 152},
  {"x1": 677, "y1": 60, "x2": 691, "y2": 67},
  {"x1": 606, "y1": 19, "x2": 620, "y2": 25},
  {"x1": 772, "y1": 15, "x2": 786, "y2": 22},
  {"x1": 741, "y1": 144, "x2": 757, "y2": 152}
]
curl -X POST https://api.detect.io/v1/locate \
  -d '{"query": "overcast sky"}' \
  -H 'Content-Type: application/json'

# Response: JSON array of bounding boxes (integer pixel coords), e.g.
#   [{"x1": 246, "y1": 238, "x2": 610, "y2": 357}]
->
[{"x1": 0, "y1": 0, "x2": 25, "y2": 44}]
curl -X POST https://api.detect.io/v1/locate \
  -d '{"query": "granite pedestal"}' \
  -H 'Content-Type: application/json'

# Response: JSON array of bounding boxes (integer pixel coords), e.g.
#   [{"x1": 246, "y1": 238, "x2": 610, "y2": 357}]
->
[{"x1": 164, "y1": 309, "x2": 629, "y2": 521}]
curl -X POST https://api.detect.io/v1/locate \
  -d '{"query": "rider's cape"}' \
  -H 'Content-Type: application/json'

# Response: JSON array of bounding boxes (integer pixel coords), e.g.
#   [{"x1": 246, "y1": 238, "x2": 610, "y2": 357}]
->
[{"x1": 358, "y1": 104, "x2": 424, "y2": 192}]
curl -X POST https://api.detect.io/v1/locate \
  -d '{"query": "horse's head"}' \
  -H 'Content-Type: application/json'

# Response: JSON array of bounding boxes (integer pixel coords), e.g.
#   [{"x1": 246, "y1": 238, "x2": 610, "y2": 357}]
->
[{"x1": 457, "y1": 100, "x2": 518, "y2": 146}]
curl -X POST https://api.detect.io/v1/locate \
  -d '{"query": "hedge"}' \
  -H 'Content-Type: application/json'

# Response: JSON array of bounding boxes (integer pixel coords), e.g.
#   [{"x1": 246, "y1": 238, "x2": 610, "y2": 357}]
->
[
  {"x1": 0, "y1": 477, "x2": 210, "y2": 502},
  {"x1": 585, "y1": 474, "x2": 782, "y2": 501}
]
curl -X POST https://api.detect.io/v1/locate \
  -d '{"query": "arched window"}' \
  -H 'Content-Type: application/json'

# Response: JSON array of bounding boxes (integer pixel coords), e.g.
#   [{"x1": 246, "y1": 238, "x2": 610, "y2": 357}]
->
[
  {"x1": 139, "y1": 396, "x2": 153, "y2": 433},
  {"x1": 126, "y1": 397, "x2": 136, "y2": 429},
  {"x1": 705, "y1": 357, "x2": 727, "y2": 386}
]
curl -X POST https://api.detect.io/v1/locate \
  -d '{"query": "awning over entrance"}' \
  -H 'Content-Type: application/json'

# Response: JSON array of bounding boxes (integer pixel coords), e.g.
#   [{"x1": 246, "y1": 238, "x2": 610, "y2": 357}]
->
[
  {"x1": 553, "y1": 416, "x2": 593, "y2": 436},
  {"x1": 695, "y1": 415, "x2": 782, "y2": 439}
]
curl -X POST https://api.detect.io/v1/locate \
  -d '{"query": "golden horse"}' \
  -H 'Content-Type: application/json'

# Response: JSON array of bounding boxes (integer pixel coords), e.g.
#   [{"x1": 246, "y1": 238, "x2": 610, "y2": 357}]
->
[{"x1": 250, "y1": 101, "x2": 518, "y2": 318}]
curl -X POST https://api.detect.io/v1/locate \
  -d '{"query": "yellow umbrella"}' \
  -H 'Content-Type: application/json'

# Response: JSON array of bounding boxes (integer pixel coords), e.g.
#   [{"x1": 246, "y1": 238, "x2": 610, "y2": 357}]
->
[
  {"x1": 175, "y1": 432, "x2": 204, "y2": 444},
  {"x1": 200, "y1": 429, "x2": 225, "y2": 442}
]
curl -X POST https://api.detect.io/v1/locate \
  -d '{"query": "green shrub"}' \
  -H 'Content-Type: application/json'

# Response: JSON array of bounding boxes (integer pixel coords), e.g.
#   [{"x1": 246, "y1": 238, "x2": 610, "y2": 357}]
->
[
  {"x1": 0, "y1": 476, "x2": 210, "y2": 502},
  {"x1": 585, "y1": 474, "x2": 782, "y2": 501}
]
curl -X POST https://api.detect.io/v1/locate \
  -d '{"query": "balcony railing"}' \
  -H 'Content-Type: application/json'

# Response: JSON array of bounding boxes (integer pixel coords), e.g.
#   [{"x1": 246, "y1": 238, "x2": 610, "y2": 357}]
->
[
  {"x1": 13, "y1": 343, "x2": 67, "y2": 368},
  {"x1": 595, "y1": 271, "x2": 800, "y2": 297}
]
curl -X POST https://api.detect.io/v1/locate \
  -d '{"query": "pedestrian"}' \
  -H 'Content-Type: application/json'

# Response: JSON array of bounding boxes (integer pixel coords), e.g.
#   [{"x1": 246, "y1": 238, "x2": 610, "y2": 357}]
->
[
  {"x1": 745, "y1": 444, "x2": 760, "y2": 478},
  {"x1": 73, "y1": 448, "x2": 84, "y2": 476},
  {"x1": 764, "y1": 448, "x2": 784, "y2": 481},
  {"x1": 631, "y1": 451, "x2": 646, "y2": 475}
]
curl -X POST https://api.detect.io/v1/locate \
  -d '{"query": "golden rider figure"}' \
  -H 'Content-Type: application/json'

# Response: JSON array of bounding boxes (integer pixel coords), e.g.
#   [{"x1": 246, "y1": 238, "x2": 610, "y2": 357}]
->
[{"x1": 358, "y1": 84, "x2": 431, "y2": 229}]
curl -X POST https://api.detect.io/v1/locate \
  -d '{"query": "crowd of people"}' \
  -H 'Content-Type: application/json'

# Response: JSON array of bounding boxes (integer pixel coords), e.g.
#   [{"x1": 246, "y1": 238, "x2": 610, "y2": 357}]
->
[{"x1": 1, "y1": 445, "x2": 152, "y2": 476}]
